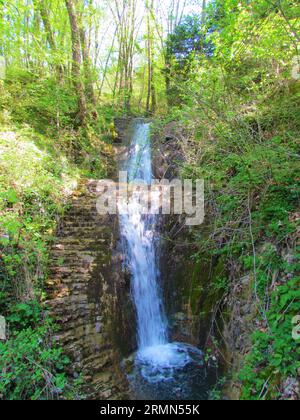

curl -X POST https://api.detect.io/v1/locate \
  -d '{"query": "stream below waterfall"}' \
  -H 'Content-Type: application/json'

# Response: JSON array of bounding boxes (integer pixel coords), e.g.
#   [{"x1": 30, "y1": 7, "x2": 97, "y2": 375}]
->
[{"x1": 119, "y1": 120, "x2": 216, "y2": 400}]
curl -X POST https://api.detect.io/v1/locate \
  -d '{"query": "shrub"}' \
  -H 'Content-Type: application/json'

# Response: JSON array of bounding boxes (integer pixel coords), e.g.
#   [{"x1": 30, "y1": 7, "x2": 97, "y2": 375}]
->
[{"x1": 0, "y1": 319, "x2": 81, "y2": 400}]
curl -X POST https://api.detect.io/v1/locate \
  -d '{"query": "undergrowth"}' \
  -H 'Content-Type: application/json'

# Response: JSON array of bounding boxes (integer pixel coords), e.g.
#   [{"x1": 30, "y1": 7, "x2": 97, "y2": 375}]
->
[{"x1": 161, "y1": 57, "x2": 300, "y2": 399}]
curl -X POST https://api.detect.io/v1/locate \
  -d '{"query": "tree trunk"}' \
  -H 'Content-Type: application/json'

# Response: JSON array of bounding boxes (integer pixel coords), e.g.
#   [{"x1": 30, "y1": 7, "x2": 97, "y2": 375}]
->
[
  {"x1": 202, "y1": 0, "x2": 207, "y2": 24},
  {"x1": 79, "y1": 11, "x2": 97, "y2": 109},
  {"x1": 146, "y1": 0, "x2": 156, "y2": 115},
  {"x1": 65, "y1": 0, "x2": 87, "y2": 127},
  {"x1": 165, "y1": 46, "x2": 172, "y2": 107},
  {"x1": 111, "y1": 0, "x2": 137, "y2": 112},
  {"x1": 33, "y1": 0, "x2": 63, "y2": 76},
  {"x1": 35, "y1": 0, "x2": 56, "y2": 50}
]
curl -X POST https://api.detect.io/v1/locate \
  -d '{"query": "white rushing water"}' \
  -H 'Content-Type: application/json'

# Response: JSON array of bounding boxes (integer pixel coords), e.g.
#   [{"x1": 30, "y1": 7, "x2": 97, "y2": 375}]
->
[
  {"x1": 120, "y1": 121, "x2": 168, "y2": 351},
  {"x1": 119, "y1": 121, "x2": 215, "y2": 399},
  {"x1": 119, "y1": 121, "x2": 201, "y2": 381}
]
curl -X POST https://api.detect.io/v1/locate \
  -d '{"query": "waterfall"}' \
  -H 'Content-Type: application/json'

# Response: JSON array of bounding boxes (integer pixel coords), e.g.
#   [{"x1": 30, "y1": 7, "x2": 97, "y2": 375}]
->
[
  {"x1": 120, "y1": 121, "x2": 168, "y2": 350},
  {"x1": 120, "y1": 121, "x2": 215, "y2": 400}
]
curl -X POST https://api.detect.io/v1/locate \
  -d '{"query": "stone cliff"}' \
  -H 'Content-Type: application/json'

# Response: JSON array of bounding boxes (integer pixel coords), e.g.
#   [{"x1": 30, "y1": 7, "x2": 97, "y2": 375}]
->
[{"x1": 46, "y1": 120, "x2": 135, "y2": 399}]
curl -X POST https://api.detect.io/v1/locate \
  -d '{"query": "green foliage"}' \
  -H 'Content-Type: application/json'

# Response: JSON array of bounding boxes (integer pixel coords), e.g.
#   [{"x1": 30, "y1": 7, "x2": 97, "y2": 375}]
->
[
  {"x1": 0, "y1": 3, "x2": 114, "y2": 396},
  {"x1": 0, "y1": 121, "x2": 79, "y2": 309},
  {"x1": 7, "y1": 301, "x2": 42, "y2": 330},
  {"x1": 165, "y1": 15, "x2": 213, "y2": 106},
  {"x1": 239, "y1": 267, "x2": 300, "y2": 400},
  {"x1": 166, "y1": 0, "x2": 300, "y2": 401},
  {"x1": 0, "y1": 65, "x2": 109, "y2": 400},
  {"x1": 0, "y1": 115, "x2": 83, "y2": 399},
  {"x1": 4, "y1": 69, "x2": 77, "y2": 132},
  {"x1": 0, "y1": 317, "x2": 81, "y2": 400}
]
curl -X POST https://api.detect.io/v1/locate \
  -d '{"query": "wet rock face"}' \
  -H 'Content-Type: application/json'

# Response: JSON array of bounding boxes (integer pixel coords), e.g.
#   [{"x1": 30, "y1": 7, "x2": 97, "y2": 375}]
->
[
  {"x1": 114, "y1": 118, "x2": 132, "y2": 144},
  {"x1": 152, "y1": 122, "x2": 183, "y2": 181},
  {"x1": 152, "y1": 123, "x2": 223, "y2": 348},
  {"x1": 46, "y1": 180, "x2": 134, "y2": 399},
  {"x1": 151, "y1": 123, "x2": 202, "y2": 345}
]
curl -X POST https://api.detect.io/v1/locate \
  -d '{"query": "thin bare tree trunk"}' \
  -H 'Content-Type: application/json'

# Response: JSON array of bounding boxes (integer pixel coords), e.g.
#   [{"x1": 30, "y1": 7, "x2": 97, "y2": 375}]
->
[
  {"x1": 65, "y1": 0, "x2": 87, "y2": 126},
  {"x1": 34, "y1": 0, "x2": 56, "y2": 50},
  {"x1": 80, "y1": 26, "x2": 97, "y2": 107},
  {"x1": 78, "y1": 1, "x2": 97, "y2": 110},
  {"x1": 33, "y1": 0, "x2": 63, "y2": 76},
  {"x1": 202, "y1": 0, "x2": 207, "y2": 24},
  {"x1": 99, "y1": 27, "x2": 118, "y2": 98},
  {"x1": 110, "y1": 0, "x2": 139, "y2": 112},
  {"x1": 146, "y1": 0, "x2": 156, "y2": 114}
]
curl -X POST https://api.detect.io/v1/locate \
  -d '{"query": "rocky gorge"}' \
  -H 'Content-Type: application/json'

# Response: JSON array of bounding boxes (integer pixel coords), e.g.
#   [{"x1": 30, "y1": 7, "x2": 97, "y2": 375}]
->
[{"x1": 45, "y1": 118, "x2": 299, "y2": 400}]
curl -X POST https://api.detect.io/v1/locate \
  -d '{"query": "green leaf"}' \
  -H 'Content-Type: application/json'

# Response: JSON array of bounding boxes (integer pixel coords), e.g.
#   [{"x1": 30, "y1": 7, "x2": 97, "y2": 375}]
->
[{"x1": 6, "y1": 188, "x2": 18, "y2": 204}]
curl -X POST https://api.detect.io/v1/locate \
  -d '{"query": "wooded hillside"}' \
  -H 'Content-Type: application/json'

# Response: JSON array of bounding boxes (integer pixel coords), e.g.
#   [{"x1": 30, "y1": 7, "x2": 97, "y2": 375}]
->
[{"x1": 0, "y1": 0, "x2": 299, "y2": 400}]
